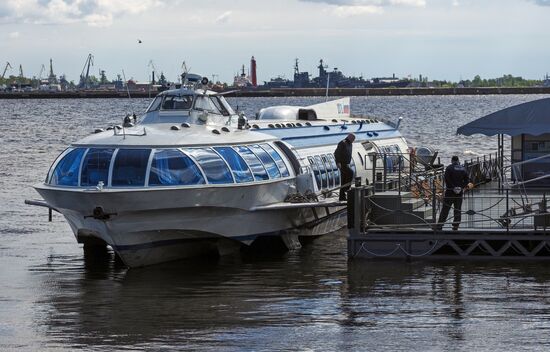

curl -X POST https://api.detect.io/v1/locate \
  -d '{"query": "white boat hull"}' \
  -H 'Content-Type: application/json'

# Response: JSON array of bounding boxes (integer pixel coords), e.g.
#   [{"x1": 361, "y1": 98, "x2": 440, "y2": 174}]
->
[{"x1": 36, "y1": 181, "x2": 346, "y2": 267}]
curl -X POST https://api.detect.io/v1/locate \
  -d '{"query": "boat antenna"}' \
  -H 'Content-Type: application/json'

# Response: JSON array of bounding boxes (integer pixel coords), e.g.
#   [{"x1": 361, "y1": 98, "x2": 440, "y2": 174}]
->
[
  {"x1": 122, "y1": 69, "x2": 131, "y2": 99},
  {"x1": 121, "y1": 69, "x2": 139, "y2": 126}
]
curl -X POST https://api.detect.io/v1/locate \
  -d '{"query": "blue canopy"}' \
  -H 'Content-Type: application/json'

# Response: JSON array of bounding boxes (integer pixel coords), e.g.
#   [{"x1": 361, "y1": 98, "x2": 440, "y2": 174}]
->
[{"x1": 457, "y1": 98, "x2": 550, "y2": 136}]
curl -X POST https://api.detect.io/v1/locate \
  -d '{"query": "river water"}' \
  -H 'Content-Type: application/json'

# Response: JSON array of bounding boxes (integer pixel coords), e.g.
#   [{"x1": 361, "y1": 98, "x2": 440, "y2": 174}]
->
[{"x1": 1, "y1": 95, "x2": 550, "y2": 351}]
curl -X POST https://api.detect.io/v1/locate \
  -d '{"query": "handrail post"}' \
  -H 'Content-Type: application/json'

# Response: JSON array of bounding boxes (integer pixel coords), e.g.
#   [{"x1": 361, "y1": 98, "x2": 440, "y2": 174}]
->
[
  {"x1": 506, "y1": 188, "x2": 510, "y2": 233},
  {"x1": 398, "y1": 157, "x2": 402, "y2": 196},
  {"x1": 432, "y1": 178, "x2": 437, "y2": 225},
  {"x1": 383, "y1": 154, "x2": 387, "y2": 191},
  {"x1": 371, "y1": 153, "x2": 376, "y2": 195}
]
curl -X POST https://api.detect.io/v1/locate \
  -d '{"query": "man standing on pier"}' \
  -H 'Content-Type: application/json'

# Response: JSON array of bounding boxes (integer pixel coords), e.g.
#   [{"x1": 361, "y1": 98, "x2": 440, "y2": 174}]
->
[
  {"x1": 334, "y1": 133, "x2": 355, "y2": 201},
  {"x1": 437, "y1": 155, "x2": 473, "y2": 230}
]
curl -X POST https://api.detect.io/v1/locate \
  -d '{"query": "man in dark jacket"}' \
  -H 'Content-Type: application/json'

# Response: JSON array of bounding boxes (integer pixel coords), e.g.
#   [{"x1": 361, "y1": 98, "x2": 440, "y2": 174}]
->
[
  {"x1": 334, "y1": 133, "x2": 355, "y2": 201},
  {"x1": 437, "y1": 155, "x2": 472, "y2": 230}
]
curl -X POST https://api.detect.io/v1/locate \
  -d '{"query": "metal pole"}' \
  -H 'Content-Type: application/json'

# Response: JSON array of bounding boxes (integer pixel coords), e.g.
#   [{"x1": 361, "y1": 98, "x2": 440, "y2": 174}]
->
[
  {"x1": 398, "y1": 156, "x2": 402, "y2": 196},
  {"x1": 383, "y1": 154, "x2": 387, "y2": 191},
  {"x1": 506, "y1": 188, "x2": 510, "y2": 233},
  {"x1": 372, "y1": 154, "x2": 377, "y2": 195},
  {"x1": 432, "y1": 179, "x2": 437, "y2": 225}
]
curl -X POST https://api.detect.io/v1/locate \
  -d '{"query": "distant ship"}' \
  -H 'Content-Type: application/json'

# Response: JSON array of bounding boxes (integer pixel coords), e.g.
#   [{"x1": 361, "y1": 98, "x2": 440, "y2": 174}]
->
[{"x1": 263, "y1": 58, "x2": 411, "y2": 89}]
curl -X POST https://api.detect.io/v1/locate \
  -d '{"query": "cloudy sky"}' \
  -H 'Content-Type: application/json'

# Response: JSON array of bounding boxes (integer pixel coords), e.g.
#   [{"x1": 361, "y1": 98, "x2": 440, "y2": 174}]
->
[{"x1": 1, "y1": 0, "x2": 549, "y2": 83}]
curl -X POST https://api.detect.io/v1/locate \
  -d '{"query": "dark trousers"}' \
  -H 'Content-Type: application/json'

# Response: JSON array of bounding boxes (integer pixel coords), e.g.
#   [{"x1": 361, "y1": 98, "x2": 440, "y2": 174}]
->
[
  {"x1": 339, "y1": 164, "x2": 353, "y2": 200},
  {"x1": 438, "y1": 189, "x2": 464, "y2": 229}
]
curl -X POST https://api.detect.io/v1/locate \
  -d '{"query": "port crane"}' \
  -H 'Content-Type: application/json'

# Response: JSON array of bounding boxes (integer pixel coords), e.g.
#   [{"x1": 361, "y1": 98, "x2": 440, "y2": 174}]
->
[
  {"x1": 148, "y1": 60, "x2": 159, "y2": 84},
  {"x1": 37, "y1": 64, "x2": 46, "y2": 88},
  {"x1": 38, "y1": 64, "x2": 46, "y2": 80},
  {"x1": 1, "y1": 62, "x2": 12, "y2": 79},
  {"x1": 48, "y1": 58, "x2": 57, "y2": 84},
  {"x1": 18, "y1": 64, "x2": 25, "y2": 89},
  {"x1": 79, "y1": 54, "x2": 94, "y2": 89}
]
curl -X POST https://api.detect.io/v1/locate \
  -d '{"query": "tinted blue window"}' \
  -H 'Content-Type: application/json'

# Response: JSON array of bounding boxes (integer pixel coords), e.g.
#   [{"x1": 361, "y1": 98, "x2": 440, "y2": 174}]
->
[
  {"x1": 112, "y1": 149, "x2": 151, "y2": 187},
  {"x1": 214, "y1": 147, "x2": 254, "y2": 183},
  {"x1": 321, "y1": 155, "x2": 334, "y2": 188},
  {"x1": 314, "y1": 155, "x2": 328, "y2": 189},
  {"x1": 185, "y1": 148, "x2": 234, "y2": 184},
  {"x1": 327, "y1": 154, "x2": 340, "y2": 186},
  {"x1": 149, "y1": 149, "x2": 205, "y2": 186},
  {"x1": 308, "y1": 156, "x2": 322, "y2": 189},
  {"x1": 50, "y1": 148, "x2": 86, "y2": 186},
  {"x1": 249, "y1": 144, "x2": 281, "y2": 179},
  {"x1": 81, "y1": 148, "x2": 114, "y2": 187},
  {"x1": 260, "y1": 144, "x2": 290, "y2": 177},
  {"x1": 234, "y1": 146, "x2": 268, "y2": 181}
]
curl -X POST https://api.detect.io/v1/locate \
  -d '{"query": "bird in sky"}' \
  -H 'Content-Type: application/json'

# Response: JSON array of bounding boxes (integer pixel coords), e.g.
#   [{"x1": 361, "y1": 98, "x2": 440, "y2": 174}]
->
[{"x1": 138, "y1": 39, "x2": 142, "y2": 43}]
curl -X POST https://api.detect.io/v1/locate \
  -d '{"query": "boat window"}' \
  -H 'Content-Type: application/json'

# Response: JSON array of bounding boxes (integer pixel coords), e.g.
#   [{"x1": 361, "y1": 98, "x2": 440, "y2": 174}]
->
[
  {"x1": 234, "y1": 146, "x2": 269, "y2": 181},
  {"x1": 260, "y1": 144, "x2": 290, "y2": 177},
  {"x1": 327, "y1": 154, "x2": 340, "y2": 186},
  {"x1": 112, "y1": 149, "x2": 151, "y2": 187},
  {"x1": 249, "y1": 145, "x2": 281, "y2": 179},
  {"x1": 80, "y1": 148, "x2": 115, "y2": 187},
  {"x1": 210, "y1": 96, "x2": 230, "y2": 116},
  {"x1": 214, "y1": 147, "x2": 254, "y2": 183},
  {"x1": 146, "y1": 96, "x2": 162, "y2": 112},
  {"x1": 314, "y1": 155, "x2": 328, "y2": 189},
  {"x1": 194, "y1": 95, "x2": 221, "y2": 114},
  {"x1": 321, "y1": 154, "x2": 334, "y2": 188},
  {"x1": 149, "y1": 149, "x2": 205, "y2": 186},
  {"x1": 161, "y1": 95, "x2": 193, "y2": 110},
  {"x1": 184, "y1": 148, "x2": 234, "y2": 184},
  {"x1": 49, "y1": 148, "x2": 86, "y2": 186},
  {"x1": 308, "y1": 156, "x2": 322, "y2": 189}
]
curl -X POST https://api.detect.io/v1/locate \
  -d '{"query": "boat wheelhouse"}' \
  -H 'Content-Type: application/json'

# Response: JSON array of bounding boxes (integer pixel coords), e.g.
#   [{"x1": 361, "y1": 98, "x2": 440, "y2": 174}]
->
[{"x1": 32, "y1": 75, "x2": 410, "y2": 267}]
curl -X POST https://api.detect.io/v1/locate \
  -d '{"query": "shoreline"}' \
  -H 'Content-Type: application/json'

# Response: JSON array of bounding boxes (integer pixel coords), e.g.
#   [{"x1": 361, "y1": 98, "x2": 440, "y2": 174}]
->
[{"x1": 1, "y1": 86, "x2": 550, "y2": 99}]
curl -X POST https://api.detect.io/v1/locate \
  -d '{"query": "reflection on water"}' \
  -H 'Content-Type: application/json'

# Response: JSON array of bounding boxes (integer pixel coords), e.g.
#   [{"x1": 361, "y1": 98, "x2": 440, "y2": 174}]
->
[
  {"x1": 2, "y1": 95, "x2": 550, "y2": 350},
  {"x1": 19, "y1": 233, "x2": 550, "y2": 351}
]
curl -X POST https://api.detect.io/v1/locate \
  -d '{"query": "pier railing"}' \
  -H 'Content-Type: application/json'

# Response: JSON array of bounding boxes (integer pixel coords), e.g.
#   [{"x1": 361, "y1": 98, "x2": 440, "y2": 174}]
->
[
  {"x1": 353, "y1": 151, "x2": 550, "y2": 231},
  {"x1": 365, "y1": 151, "x2": 502, "y2": 196},
  {"x1": 366, "y1": 151, "x2": 444, "y2": 196},
  {"x1": 352, "y1": 185, "x2": 550, "y2": 232}
]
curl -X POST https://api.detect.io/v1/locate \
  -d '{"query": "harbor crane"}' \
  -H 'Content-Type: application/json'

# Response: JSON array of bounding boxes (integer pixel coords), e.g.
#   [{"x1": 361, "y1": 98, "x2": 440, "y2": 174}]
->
[
  {"x1": 79, "y1": 54, "x2": 94, "y2": 89},
  {"x1": 2, "y1": 62, "x2": 12, "y2": 79},
  {"x1": 48, "y1": 58, "x2": 57, "y2": 84},
  {"x1": 38, "y1": 64, "x2": 46, "y2": 80},
  {"x1": 148, "y1": 60, "x2": 159, "y2": 85},
  {"x1": 37, "y1": 64, "x2": 46, "y2": 88},
  {"x1": 18, "y1": 64, "x2": 25, "y2": 89}
]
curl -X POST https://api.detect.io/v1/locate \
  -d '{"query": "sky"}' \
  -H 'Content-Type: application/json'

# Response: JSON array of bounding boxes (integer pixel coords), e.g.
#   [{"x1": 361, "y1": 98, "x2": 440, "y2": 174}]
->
[{"x1": 1, "y1": 0, "x2": 549, "y2": 84}]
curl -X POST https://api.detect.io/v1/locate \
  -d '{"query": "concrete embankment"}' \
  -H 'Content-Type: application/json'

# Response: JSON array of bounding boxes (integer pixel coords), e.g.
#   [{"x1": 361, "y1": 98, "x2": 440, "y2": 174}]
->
[{"x1": 1, "y1": 87, "x2": 550, "y2": 99}]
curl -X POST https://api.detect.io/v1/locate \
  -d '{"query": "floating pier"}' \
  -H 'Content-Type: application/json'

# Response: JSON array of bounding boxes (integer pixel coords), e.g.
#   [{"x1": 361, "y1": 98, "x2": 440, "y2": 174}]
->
[{"x1": 347, "y1": 163, "x2": 550, "y2": 261}]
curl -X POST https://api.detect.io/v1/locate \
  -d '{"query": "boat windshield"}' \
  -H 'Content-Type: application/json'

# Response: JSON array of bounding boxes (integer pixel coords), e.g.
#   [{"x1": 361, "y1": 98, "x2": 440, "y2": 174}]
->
[
  {"x1": 192, "y1": 95, "x2": 230, "y2": 116},
  {"x1": 161, "y1": 95, "x2": 194, "y2": 110},
  {"x1": 146, "y1": 96, "x2": 162, "y2": 112}
]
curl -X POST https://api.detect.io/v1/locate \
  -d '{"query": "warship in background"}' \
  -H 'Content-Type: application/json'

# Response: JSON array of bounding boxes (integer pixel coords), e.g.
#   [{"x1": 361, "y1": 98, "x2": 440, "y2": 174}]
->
[{"x1": 262, "y1": 58, "x2": 412, "y2": 89}]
